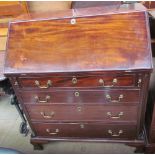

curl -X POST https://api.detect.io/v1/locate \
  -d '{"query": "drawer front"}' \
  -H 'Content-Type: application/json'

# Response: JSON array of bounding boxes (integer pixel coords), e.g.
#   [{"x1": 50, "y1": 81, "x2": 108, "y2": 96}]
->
[
  {"x1": 32, "y1": 122, "x2": 136, "y2": 139},
  {"x1": 20, "y1": 89, "x2": 140, "y2": 104},
  {"x1": 26, "y1": 105, "x2": 138, "y2": 122},
  {"x1": 16, "y1": 74, "x2": 136, "y2": 88}
]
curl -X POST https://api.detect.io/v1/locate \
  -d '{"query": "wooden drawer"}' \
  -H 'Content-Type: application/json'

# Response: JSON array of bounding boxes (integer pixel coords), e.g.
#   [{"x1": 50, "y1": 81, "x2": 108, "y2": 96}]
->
[
  {"x1": 16, "y1": 74, "x2": 136, "y2": 88},
  {"x1": 32, "y1": 122, "x2": 136, "y2": 139},
  {"x1": 20, "y1": 89, "x2": 140, "y2": 104},
  {"x1": 26, "y1": 104, "x2": 138, "y2": 122}
]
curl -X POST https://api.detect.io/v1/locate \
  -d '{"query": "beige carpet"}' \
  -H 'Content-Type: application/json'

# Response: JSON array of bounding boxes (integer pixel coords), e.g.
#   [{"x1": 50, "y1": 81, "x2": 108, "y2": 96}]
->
[{"x1": 0, "y1": 96, "x2": 135, "y2": 153}]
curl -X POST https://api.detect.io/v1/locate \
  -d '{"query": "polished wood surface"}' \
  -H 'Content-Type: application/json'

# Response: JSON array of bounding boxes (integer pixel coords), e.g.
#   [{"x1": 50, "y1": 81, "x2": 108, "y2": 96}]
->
[
  {"x1": 141, "y1": 1, "x2": 155, "y2": 10},
  {"x1": 4, "y1": 3, "x2": 152, "y2": 151},
  {"x1": 26, "y1": 104, "x2": 138, "y2": 122},
  {"x1": 0, "y1": 2, "x2": 28, "y2": 28},
  {"x1": 33, "y1": 122, "x2": 136, "y2": 139},
  {"x1": 0, "y1": 2, "x2": 28, "y2": 17},
  {"x1": 5, "y1": 4, "x2": 152, "y2": 74},
  {"x1": 0, "y1": 1, "x2": 29, "y2": 79},
  {"x1": 16, "y1": 74, "x2": 136, "y2": 88},
  {"x1": 20, "y1": 89, "x2": 140, "y2": 104}
]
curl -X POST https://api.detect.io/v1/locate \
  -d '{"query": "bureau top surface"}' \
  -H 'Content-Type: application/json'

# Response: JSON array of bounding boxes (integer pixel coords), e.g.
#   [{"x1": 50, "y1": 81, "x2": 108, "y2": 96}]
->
[{"x1": 4, "y1": 3, "x2": 153, "y2": 75}]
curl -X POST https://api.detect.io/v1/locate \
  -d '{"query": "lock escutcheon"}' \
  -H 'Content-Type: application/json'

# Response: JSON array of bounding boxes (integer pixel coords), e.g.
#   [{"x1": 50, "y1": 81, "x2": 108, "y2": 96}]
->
[
  {"x1": 75, "y1": 91, "x2": 80, "y2": 97},
  {"x1": 72, "y1": 77, "x2": 77, "y2": 84}
]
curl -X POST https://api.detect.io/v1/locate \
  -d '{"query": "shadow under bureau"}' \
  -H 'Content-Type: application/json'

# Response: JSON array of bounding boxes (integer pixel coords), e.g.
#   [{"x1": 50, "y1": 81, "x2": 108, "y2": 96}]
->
[{"x1": 4, "y1": 3, "x2": 153, "y2": 152}]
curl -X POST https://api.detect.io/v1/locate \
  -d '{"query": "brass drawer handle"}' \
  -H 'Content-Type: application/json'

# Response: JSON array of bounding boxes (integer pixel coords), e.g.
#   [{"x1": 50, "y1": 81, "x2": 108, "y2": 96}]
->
[
  {"x1": 40, "y1": 111, "x2": 55, "y2": 119},
  {"x1": 35, "y1": 80, "x2": 52, "y2": 89},
  {"x1": 35, "y1": 95, "x2": 50, "y2": 103},
  {"x1": 108, "y1": 129, "x2": 123, "y2": 137},
  {"x1": 99, "y1": 78, "x2": 117, "y2": 87},
  {"x1": 72, "y1": 77, "x2": 77, "y2": 84},
  {"x1": 46, "y1": 128, "x2": 59, "y2": 135},
  {"x1": 107, "y1": 112, "x2": 124, "y2": 119},
  {"x1": 75, "y1": 91, "x2": 80, "y2": 97},
  {"x1": 106, "y1": 94, "x2": 123, "y2": 103}
]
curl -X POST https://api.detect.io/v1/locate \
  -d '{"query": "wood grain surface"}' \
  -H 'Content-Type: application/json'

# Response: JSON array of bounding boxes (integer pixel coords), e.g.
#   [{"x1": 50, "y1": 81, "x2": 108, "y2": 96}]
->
[
  {"x1": 4, "y1": 5, "x2": 152, "y2": 74},
  {"x1": 0, "y1": 1, "x2": 28, "y2": 17},
  {"x1": 32, "y1": 122, "x2": 137, "y2": 139},
  {"x1": 3, "y1": 4, "x2": 153, "y2": 151},
  {"x1": 16, "y1": 74, "x2": 135, "y2": 88},
  {"x1": 25, "y1": 104, "x2": 138, "y2": 122},
  {"x1": 20, "y1": 89, "x2": 140, "y2": 104}
]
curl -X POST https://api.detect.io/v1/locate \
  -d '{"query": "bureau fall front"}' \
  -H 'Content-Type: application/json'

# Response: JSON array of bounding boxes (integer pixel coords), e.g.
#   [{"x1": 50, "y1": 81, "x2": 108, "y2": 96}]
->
[{"x1": 4, "y1": 3, "x2": 153, "y2": 151}]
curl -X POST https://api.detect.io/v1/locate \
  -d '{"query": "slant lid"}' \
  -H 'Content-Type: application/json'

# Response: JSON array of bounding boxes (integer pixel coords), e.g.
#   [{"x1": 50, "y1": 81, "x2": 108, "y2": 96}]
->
[{"x1": 4, "y1": 3, "x2": 153, "y2": 75}]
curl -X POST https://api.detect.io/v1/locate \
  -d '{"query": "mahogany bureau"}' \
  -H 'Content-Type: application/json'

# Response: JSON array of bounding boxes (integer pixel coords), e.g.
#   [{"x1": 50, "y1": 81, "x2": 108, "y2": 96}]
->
[{"x1": 4, "y1": 3, "x2": 153, "y2": 151}]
